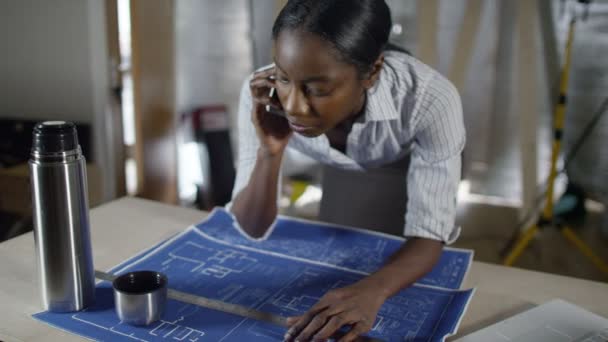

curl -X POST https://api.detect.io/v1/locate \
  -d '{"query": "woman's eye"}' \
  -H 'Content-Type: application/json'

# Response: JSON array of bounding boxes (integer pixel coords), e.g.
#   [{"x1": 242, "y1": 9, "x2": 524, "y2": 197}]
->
[
  {"x1": 306, "y1": 87, "x2": 329, "y2": 96},
  {"x1": 277, "y1": 77, "x2": 289, "y2": 84}
]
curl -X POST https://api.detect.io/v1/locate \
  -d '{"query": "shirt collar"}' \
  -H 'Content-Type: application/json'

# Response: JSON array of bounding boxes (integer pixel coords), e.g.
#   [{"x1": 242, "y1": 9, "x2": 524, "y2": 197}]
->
[{"x1": 362, "y1": 68, "x2": 400, "y2": 122}]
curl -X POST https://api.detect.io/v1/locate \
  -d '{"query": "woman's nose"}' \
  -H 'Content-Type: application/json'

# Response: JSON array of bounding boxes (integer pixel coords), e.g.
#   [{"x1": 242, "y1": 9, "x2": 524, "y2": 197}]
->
[{"x1": 283, "y1": 87, "x2": 309, "y2": 117}]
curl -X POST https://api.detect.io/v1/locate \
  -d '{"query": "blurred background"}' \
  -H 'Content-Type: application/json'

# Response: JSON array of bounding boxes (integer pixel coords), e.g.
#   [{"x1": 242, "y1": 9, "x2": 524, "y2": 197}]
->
[{"x1": 0, "y1": 0, "x2": 607, "y2": 282}]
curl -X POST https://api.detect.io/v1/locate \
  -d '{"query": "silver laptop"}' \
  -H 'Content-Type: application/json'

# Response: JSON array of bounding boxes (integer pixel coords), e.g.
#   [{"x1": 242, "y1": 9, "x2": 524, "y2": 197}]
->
[{"x1": 457, "y1": 299, "x2": 608, "y2": 342}]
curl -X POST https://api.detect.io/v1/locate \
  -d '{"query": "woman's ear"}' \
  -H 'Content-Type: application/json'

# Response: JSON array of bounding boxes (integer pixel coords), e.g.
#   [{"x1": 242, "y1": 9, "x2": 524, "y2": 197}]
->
[{"x1": 362, "y1": 54, "x2": 384, "y2": 89}]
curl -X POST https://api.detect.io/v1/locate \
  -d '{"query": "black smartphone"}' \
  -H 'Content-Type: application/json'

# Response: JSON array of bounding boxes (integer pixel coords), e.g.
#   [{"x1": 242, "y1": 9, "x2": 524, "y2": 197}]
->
[
  {"x1": 265, "y1": 87, "x2": 286, "y2": 117},
  {"x1": 256, "y1": 64, "x2": 286, "y2": 118}
]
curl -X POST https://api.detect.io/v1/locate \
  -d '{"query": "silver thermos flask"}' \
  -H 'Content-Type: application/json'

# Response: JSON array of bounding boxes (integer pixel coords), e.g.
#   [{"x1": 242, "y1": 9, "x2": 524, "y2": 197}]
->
[{"x1": 29, "y1": 121, "x2": 95, "y2": 312}]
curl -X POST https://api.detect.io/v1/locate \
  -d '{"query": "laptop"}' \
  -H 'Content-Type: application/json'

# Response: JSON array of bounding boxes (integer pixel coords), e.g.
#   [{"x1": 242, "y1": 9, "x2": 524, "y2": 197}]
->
[{"x1": 457, "y1": 299, "x2": 608, "y2": 342}]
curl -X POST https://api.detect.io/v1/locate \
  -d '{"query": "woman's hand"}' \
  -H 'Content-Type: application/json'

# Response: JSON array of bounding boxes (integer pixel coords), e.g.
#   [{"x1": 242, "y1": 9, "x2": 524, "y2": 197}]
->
[
  {"x1": 284, "y1": 279, "x2": 386, "y2": 342},
  {"x1": 249, "y1": 67, "x2": 292, "y2": 156}
]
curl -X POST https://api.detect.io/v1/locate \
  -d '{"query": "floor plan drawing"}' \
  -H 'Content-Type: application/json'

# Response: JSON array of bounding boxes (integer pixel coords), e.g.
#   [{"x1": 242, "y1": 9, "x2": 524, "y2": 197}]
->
[
  {"x1": 197, "y1": 208, "x2": 473, "y2": 289},
  {"x1": 34, "y1": 209, "x2": 475, "y2": 341}
]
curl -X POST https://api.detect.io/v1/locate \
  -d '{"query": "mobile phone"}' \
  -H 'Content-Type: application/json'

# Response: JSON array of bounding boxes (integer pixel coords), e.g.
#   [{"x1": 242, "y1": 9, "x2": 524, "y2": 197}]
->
[
  {"x1": 265, "y1": 86, "x2": 286, "y2": 117},
  {"x1": 254, "y1": 64, "x2": 285, "y2": 117}
]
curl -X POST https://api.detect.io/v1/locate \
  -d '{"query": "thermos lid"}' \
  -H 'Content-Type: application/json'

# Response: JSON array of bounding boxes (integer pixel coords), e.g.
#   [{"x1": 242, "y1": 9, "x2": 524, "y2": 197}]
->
[{"x1": 32, "y1": 121, "x2": 79, "y2": 154}]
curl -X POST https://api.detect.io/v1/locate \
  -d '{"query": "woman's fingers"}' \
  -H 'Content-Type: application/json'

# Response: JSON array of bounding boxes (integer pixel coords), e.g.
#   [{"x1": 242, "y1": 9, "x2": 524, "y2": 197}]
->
[
  {"x1": 249, "y1": 77, "x2": 284, "y2": 116},
  {"x1": 283, "y1": 285, "x2": 381, "y2": 341},
  {"x1": 338, "y1": 321, "x2": 372, "y2": 342},
  {"x1": 253, "y1": 65, "x2": 275, "y2": 79},
  {"x1": 285, "y1": 300, "x2": 348, "y2": 341},
  {"x1": 284, "y1": 311, "x2": 318, "y2": 340},
  {"x1": 286, "y1": 315, "x2": 302, "y2": 327},
  {"x1": 253, "y1": 105, "x2": 291, "y2": 140},
  {"x1": 249, "y1": 77, "x2": 275, "y2": 100},
  {"x1": 311, "y1": 312, "x2": 357, "y2": 341},
  {"x1": 284, "y1": 305, "x2": 327, "y2": 341},
  {"x1": 293, "y1": 312, "x2": 331, "y2": 341}
]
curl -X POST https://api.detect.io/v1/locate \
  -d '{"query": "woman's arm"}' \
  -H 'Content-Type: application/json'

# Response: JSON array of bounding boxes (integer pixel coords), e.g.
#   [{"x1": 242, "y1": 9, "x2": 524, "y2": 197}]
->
[
  {"x1": 285, "y1": 72, "x2": 464, "y2": 342},
  {"x1": 361, "y1": 237, "x2": 442, "y2": 298},
  {"x1": 230, "y1": 67, "x2": 292, "y2": 238},
  {"x1": 284, "y1": 238, "x2": 441, "y2": 342},
  {"x1": 231, "y1": 149, "x2": 285, "y2": 238}
]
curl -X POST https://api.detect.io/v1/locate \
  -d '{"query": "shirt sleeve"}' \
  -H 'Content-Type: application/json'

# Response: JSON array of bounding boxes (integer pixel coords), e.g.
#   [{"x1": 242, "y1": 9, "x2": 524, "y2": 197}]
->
[
  {"x1": 225, "y1": 78, "x2": 260, "y2": 211},
  {"x1": 404, "y1": 73, "x2": 466, "y2": 244},
  {"x1": 226, "y1": 76, "x2": 283, "y2": 212}
]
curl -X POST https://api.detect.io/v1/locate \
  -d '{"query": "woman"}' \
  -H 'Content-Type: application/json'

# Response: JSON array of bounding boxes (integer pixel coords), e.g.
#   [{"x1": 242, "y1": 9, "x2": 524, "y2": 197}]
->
[{"x1": 229, "y1": 0, "x2": 465, "y2": 340}]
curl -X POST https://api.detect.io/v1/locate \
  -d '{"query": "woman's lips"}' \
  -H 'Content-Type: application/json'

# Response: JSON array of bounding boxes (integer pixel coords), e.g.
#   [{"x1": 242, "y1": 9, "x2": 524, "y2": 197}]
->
[{"x1": 288, "y1": 121, "x2": 315, "y2": 133}]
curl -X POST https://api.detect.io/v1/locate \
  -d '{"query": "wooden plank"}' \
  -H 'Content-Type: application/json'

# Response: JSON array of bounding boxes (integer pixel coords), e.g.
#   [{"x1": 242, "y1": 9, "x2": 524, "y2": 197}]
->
[
  {"x1": 416, "y1": 0, "x2": 439, "y2": 67},
  {"x1": 448, "y1": 0, "x2": 484, "y2": 92},
  {"x1": 516, "y1": 0, "x2": 540, "y2": 218},
  {"x1": 130, "y1": 0, "x2": 178, "y2": 204},
  {"x1": 104, "y1": 0, "x2": 127, "y2": 198}
]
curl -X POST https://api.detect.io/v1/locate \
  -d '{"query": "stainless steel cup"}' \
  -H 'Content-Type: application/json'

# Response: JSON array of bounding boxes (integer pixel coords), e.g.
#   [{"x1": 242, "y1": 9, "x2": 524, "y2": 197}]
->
[{"x1": 113, "y1": 271, "x2": 168, "y2": 326}]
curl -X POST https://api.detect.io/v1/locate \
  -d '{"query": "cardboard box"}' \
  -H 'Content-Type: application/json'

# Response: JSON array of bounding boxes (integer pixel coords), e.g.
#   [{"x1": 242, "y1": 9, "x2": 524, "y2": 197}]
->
[{"x1": 0, "y1": 163, "x2": 102, "y2": 217}]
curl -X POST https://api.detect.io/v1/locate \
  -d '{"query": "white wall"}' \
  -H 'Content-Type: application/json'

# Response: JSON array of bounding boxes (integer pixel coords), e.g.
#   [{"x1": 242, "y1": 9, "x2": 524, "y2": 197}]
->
[
  {"x1": 175, "y1": 0, "x2": 253, "y2": 122},
  {"x1": 0, "y1": 0, "x2": 95, "y2": 122},
  {"x1": 250, "y1": 0, "x2": 277, "y2": 69},
  {"x1": 0, "y1": 0, "x2": 115, "y2": 201},
  {"x1": 174, "y1": 0, "x2": 254, "y2": 201}
]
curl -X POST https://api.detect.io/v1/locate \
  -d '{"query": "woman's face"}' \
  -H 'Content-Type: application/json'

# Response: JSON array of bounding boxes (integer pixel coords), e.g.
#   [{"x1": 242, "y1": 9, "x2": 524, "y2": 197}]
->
[{"x1": 273, "y1": 29, "x2": 369, "y2": 137}]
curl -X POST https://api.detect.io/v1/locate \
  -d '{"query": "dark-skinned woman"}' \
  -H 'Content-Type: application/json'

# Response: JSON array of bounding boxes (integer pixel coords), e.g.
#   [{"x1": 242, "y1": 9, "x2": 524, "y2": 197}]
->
[{"x1": 228, "y1": 1, "x2": 465, "y2": 341}]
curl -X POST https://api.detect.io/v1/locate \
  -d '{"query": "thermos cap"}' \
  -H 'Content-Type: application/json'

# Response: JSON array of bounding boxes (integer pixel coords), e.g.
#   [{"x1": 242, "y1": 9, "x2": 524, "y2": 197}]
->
[{"x1": 32, "y1": 121, "x2": 79, "y2": 154}]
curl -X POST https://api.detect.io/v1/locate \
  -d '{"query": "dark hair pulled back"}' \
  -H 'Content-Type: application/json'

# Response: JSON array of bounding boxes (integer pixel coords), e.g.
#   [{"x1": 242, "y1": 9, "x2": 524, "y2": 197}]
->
[{"x1": 272, "y1": 0, "x2": 397, "y2": 76}]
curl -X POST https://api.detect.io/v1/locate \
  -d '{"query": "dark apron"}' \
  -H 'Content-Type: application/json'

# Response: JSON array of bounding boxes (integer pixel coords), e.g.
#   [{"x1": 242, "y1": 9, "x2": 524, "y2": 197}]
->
[{"x1": 318, "y1": 155, "x2": 410, "y2": 236}]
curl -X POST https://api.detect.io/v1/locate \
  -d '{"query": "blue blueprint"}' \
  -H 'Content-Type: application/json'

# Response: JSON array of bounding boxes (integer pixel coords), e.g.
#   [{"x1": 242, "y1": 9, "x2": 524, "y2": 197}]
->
[
  {"x1": 199, "y1": 209, "x2": 473, "y2": 289},
  {"x1": 34, "y1": 209, "x2": 475, "y2": 341}
]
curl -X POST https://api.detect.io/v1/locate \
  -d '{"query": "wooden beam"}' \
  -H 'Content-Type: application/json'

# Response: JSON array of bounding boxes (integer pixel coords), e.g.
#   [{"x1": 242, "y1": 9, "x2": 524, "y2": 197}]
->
[
  {"x1": 104, "y1": 0, "x2": 126, "y2": 198},
  {"x1": 448, "y1": 0, "x2": 484, "y2": 92},
  {"x1": 130, "y1": 0, "x2": 178, "y2": 204},
  {"x1": 516, "y1": 0, "x2": 540, "y2": 217},
  {"x1": 538, "y1": 0, "x2": 560, "y2": 109},
  {"x1": 416, "y1": 0, "x2": 439, "y2": 67}
]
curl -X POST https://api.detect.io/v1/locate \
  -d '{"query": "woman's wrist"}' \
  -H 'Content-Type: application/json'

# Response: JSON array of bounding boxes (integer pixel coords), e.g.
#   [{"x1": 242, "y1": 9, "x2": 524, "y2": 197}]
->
[
  {"x1": 257, "y1": 146, "x2": 286, "y2": 160},
  {"x1": 358, "y1": 271, "x2": 396, "y2": 302}
]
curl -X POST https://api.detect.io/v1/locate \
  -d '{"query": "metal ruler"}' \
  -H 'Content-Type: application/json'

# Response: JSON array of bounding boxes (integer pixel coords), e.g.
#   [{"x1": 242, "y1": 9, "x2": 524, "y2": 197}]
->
[
  {"x1": 96, "y1": 270, "x2": 384, "y2": 341},
  {"x1": 95, "y1": 270, "x2": 288, "y2": 327}
]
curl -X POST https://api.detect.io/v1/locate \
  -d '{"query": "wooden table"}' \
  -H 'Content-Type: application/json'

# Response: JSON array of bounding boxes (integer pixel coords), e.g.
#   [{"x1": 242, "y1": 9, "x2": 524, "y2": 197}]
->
[{"x1": 1, "y1": 197, "x2": 607, "y2": 341}]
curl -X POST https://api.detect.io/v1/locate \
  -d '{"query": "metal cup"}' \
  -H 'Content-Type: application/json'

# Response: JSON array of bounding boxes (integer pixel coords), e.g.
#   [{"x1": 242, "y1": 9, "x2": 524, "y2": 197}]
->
[{"x1": 112, "y1": 271, "x2": 168, "y2": 326}]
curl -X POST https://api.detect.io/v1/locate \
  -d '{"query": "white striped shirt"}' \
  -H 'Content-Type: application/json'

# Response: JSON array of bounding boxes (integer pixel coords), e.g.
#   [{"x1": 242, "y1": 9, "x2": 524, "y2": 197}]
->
[{"x1": 230, "y1": 50, "x2": 465, "y2": 243}]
